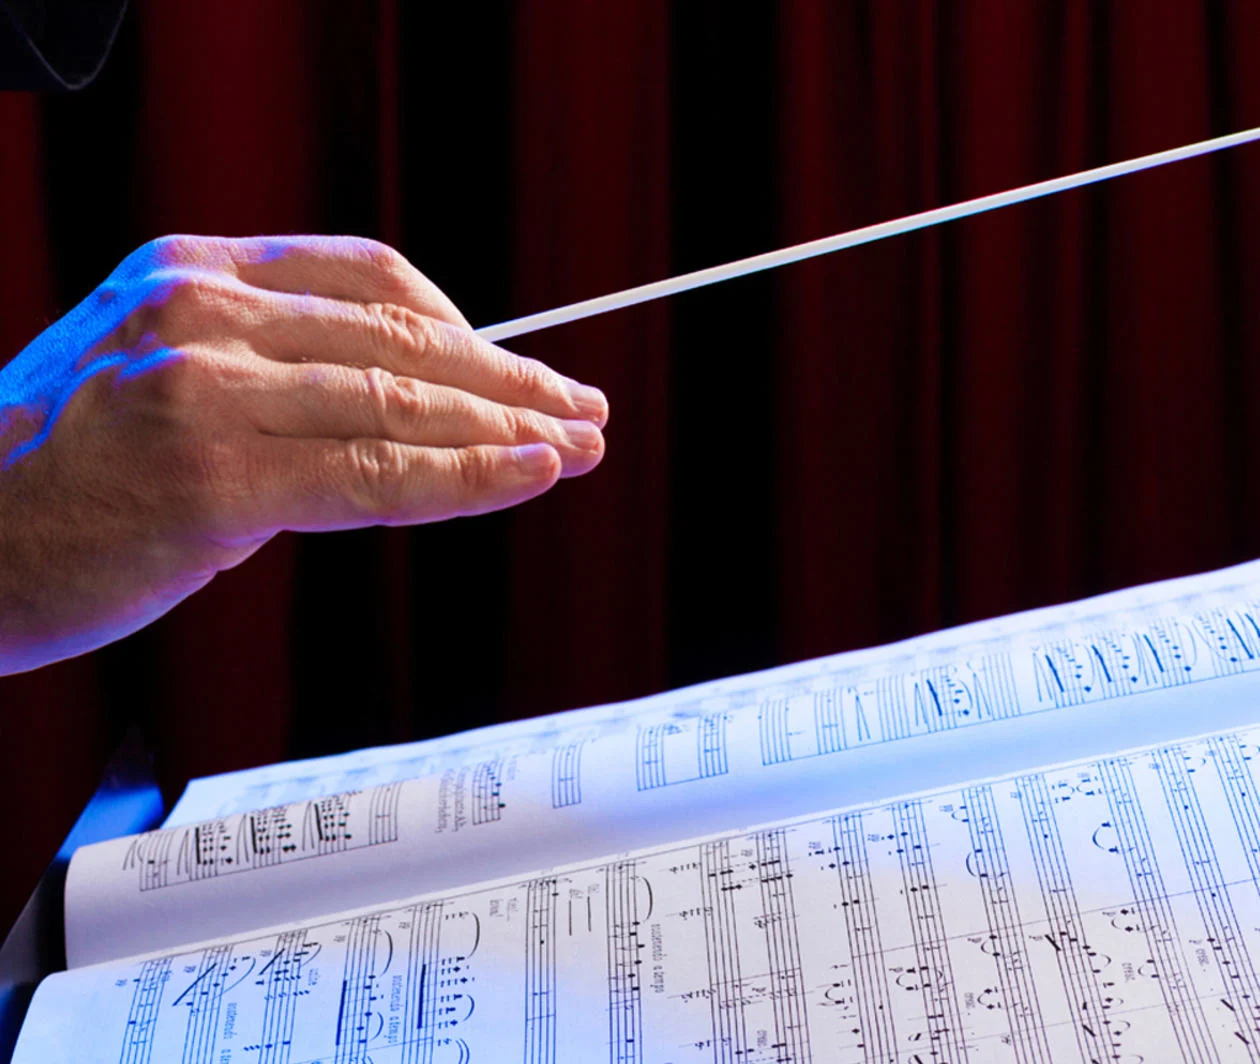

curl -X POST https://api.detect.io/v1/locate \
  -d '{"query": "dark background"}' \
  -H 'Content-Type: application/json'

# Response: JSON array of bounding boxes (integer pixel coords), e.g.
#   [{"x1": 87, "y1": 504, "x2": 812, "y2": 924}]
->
[{"x1": 2, "y1": 1, "x2": 1259, "y2": 932}]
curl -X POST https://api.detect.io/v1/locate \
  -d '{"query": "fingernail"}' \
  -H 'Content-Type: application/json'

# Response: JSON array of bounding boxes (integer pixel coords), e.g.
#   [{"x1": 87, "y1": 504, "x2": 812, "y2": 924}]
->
[
  {"x1": 512, "y1": 443, "x2": 559, "y2": 475},
  {"x1": 564, "y1": 379, "x2": 609, "y2": 425},
  {"x1": 562, "y1": 419, "x2": 604, "y2": 454}
]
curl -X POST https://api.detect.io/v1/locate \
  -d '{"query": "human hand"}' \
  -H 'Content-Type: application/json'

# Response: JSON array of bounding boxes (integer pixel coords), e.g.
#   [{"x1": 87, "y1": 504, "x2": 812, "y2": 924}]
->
[{"x1": 0, "y1": 235, "x2": 607, "y2": 675}]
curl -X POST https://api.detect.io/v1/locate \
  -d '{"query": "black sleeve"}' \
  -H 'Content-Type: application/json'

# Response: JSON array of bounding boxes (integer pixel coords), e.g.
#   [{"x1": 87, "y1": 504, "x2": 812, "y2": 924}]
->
[{"x1": 0, "y1": 0, "x2": 128, "y2": 91}]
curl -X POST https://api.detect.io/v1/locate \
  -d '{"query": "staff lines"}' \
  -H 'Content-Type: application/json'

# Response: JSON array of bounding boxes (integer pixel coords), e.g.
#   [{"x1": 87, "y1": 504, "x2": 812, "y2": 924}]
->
[
  {"x1": 960, "y1": 784, "x2": 1053, "y2": 1063},
  {"x1": 524, "y1": 877, "x2": 559, "y2": 1064},
  {"x1": 890, "y1": 800, "x2": 969, "y2": 1063},
  {"x1": 1095, "y1": 757, "x2": 1218, "y2": 1064},
  {"x1": 829, "y1": 813, "x2": 898, "y2": 1063},
  {"x1": 102, "y1": 717, "x2": 1260, "y2": 1064},
  {"x1": 1151, "y1": 747, "x2": 1260, "y2": 1057},
  {"x1": 823, "y1": 876, "x2": 1260, "y2": 966},
  {"x1": 605, "y1": 862, "x2": 645, "y2": 1064},
  {"x1": 123, "y1": 783, "x2": 404, "y2": 892}
]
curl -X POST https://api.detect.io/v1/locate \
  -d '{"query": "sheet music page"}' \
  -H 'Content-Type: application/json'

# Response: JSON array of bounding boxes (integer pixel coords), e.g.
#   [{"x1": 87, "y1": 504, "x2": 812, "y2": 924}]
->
[
  {"x1": 26, "y1": 721, "x2": 1260, "y2": 1063},
  {"x1": 65, "y1": 562, "x2": 1260, "y2": 967},
  {"x1": 166, "y1": 560, "x2": 1260, "y2": 824}
]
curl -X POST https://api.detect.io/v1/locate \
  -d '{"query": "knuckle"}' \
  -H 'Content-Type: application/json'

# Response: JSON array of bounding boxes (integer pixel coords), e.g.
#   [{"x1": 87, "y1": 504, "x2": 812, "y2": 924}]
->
[
  {"x1": 347, "y1": 438, "x2": 409, "y2": 518},
  {"x1": 360, "y1": 364, "x2": 395, "y2": 425},
  {"x1": 499, "y1": 404, "x2": 546, "y2": 442},
  {"x1": 454, "y1": 447, "x2": 497, "y2": 496},
  {"x1": 361, "y1": 365, "x2": 428, "y2": 427},
  {"x1": 111, "y1": 235, "x2": 217, "y2": 292},
  {"x1": 129, "y1": 270, "x2": 230, "y2": 341},
  {"x1": 406, "y1": 308, "x2": 446, "y2": 357},
  {"x1": 132, "y1": 349, "x2": 204, "y2": 410},
  {"x1": 112, "y1": 301, "x2": 161, "y2": 350},
  {"x1": 440, "y1": 321, "x2": 480, "y2": 365},
  {"x1": 365, "y1": 301, "x2": 438, "y2": 360},
  {"x1": 502, "y1": 353, "x2": 553, "y2": 397},
  {"x1": 158, "y1": 270, "x2": 222, "y2": 314},
  {"x1": 144, "y1": 234, "x2": 210, "y2": 269},
  {"x1": 355, "y1": 238, "x2": 413, "y2": 286}
]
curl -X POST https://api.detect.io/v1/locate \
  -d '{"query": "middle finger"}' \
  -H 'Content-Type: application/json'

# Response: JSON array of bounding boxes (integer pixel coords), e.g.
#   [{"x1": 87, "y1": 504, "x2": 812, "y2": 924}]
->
[{"x1": 240, "y1": 286, "x2": 609, "y2": 426}]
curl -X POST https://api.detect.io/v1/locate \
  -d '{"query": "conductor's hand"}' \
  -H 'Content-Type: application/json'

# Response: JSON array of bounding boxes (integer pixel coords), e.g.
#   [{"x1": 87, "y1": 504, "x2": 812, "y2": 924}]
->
[{"x1": 0, "y1": 235, "x2": 607, "y2": 676}]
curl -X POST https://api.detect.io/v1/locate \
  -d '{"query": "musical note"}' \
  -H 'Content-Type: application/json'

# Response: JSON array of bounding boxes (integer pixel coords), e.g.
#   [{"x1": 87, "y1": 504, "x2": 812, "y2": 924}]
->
[
  {"x1": 1014, "y1": 773, "x2": 1124, "y2": 1062},
  {"x1": 828, "y1": 812, "x2": 898, "y2": 1063},
  {"x1": 752, "y1": 830, "x2": 813, "y2": 1063},
  {"x1": 889, "y1": 801, "x2": 968, "y2": 1062},
  {"x1": 960, "y1": 784, "x2": 1052, "y2": 1063},
  {"x1": 698, "y1": 839, "x2": 750, "y2": 1063},
  {"x1": 55, "y1": 720, "x2": 1260, "y2": 1064},
  {"x1": 41, "y1": 564, "x2": 1260, "y2": 1064},
  {"x1": 471, "y1": 760, "x2": 507, "y2": 826},
  {"x1": 1151, "y1": 747, "x2": 1260, "y2": 1056},
  {"x1": 121, "y1": 783, "x2": 404, "y2": 891},
  {"x1": 524, "y1": 878, "x2": 559, "y2": 1064},
  {"x1": 247, "y1": 931, "x2": 318, "y2": 1064},
  {"x1": 118, "y1": 959, "x2": 172, "y2": 1064},
  {"x1": 606, "y1": 862, "x2": 646, "y2": 1064},
  {"x1": 1095, "y1": 756, "x2": 1217, "y2": 1063}
]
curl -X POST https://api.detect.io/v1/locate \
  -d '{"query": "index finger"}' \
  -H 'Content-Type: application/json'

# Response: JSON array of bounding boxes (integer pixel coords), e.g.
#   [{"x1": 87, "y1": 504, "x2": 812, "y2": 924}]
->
[
  {"x1": 233, "y1": 236, "x2": 471, "y2": 328},
  {"x1": 142, "y1": 234, "x2": 472, "y2": 328}
]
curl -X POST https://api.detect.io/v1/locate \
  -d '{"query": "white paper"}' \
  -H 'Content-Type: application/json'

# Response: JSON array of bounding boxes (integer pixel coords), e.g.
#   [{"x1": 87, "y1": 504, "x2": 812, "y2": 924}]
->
[
  {"x1": 28, "y1": 718, "x2": 1260, "y2": 1063},
  {"x1": 166, "y1": 558, "x2": 1260, "y2": 824},
  {"x1": 65, "y1": 560, "x2": 1260, "y2": 967}
]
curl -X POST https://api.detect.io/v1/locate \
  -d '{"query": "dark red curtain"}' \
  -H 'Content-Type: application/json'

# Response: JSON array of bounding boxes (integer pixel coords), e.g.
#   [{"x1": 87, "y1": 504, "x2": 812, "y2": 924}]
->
[
  {"x1": 776, "y1": 3, "x2": 1260, "y2": 658},
  {"x1": 2, "y1": 0, "x2": 1260, "y2": 932}
]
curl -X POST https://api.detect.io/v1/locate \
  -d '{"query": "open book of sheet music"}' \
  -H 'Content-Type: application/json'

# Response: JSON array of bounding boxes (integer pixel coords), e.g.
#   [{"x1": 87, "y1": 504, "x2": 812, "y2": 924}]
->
[{"x1": 19, "y1": 563, "x2": 1260, "y2": 1062}]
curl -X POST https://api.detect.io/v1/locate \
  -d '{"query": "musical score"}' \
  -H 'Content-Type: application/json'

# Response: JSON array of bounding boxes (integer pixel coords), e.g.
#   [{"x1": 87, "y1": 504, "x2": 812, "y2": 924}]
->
[
  {"x1": 121, "y1": 784, "x2": 403, "y2": 890},
  {"x1": 552, "y1": 742, "x2": 585, "y2": 808},
  {"x1": 605, "y1": 861, "x2": 646, "y2": 1064},
  {"x1": 636, "y1": 713, "x2": 732, "y2": 791},
  {"x1": 119, "y1": 958, "x2": 171, "y2": 1064},
  {"x1": 828, "y1": 814, "x2": 898, "y2": 1062},
  {"x1": 524, "y1": 878, "x2": 559, "y2": 1064},
  {"x1": 471, "y1": 760, "x2": 506, "y2": 826},
  {"x1": 250, "y1": 930, "x2": 319, "y2": 1064},
  {"x1": 177, "y1": 595, "x2": 1260, "y2": 841},
  {"x1": 959, "y1": 785, "x2": 1053, "y2": 1062},
  {"x1": 889, "y1": 800, "x2": 968, "y2": 1061},
  {"x1": 62, "y1": 721, "x2": 1260, "y2": 1062}
]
